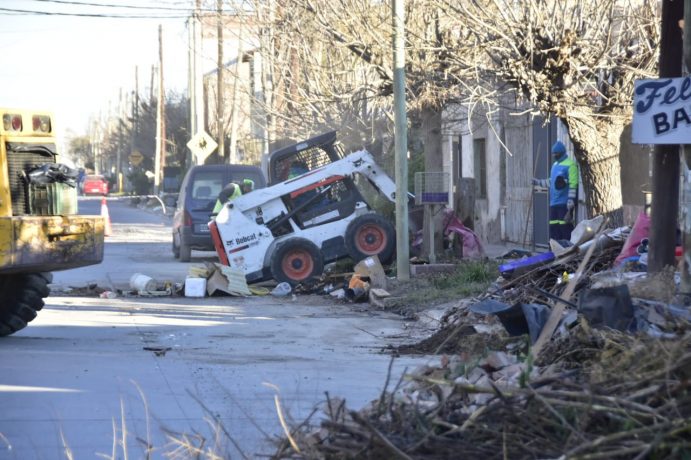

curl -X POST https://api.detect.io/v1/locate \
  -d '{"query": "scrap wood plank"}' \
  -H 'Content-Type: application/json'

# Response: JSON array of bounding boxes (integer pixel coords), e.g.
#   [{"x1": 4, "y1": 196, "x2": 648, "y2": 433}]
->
[{"x1": 531, "y1": 228, "x2": 602, "y2": 357}]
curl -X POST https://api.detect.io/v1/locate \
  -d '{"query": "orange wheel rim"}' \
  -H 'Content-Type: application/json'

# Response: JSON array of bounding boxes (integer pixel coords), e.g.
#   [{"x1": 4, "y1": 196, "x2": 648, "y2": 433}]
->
[
  {"x1": 281, "y1": 249, "x2": 314, "y2": 281},
  {"x1": 355, "y1": 224, "x2": 387, "y2": 255}
]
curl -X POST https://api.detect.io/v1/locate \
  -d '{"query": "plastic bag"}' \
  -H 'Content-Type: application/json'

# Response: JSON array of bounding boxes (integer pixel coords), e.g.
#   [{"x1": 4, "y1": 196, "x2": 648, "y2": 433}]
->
[
  {"x1": 25, "y1": 163, "x2": 79, "y2": 187},
  {"x1": 271, "y1": 282, "x2": 292, "y2": 296}
]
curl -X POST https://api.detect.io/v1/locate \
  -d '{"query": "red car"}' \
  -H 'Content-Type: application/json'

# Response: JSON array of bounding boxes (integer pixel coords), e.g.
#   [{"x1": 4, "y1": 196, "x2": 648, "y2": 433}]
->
[{"x1": 82, "y1": 175, "x2": 109, "y2": 196}]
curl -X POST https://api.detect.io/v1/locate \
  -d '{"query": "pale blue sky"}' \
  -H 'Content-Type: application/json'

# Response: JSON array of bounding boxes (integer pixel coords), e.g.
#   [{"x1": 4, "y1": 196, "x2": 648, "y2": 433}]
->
[{"x1": 0, "y1": 0, "x2": 192, "y2": 138}]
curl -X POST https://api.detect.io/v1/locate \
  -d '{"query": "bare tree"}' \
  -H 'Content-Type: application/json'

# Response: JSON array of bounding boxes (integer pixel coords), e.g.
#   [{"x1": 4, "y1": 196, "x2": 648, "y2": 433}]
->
[
  {"x1": 251, "y1": 0, "x2": 659, "y2": 222},
  {"x1": 442, "y1": 0, "x2": 659, "y2": 222},
  {"x1": 250, "y1": 0, "x2": 396, "y2": 151}
]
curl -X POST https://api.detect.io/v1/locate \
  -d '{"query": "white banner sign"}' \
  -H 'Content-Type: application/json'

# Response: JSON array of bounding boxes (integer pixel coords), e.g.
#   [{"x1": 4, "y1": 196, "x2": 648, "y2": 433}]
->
[{"x1": 633, "y1": 77, "x2": 691, "y2": 144}]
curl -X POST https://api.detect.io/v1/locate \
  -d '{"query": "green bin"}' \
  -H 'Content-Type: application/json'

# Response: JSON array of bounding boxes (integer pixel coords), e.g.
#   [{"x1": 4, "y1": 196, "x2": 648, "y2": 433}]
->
[{"x1": 29, "y1": 182, "x2": 78, "y2": 216}]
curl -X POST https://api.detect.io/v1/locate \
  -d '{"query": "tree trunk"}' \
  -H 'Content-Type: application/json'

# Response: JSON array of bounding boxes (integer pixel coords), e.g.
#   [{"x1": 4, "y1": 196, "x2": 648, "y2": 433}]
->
[{"x1": 564, "y1": 115, "x2": 625, "y2": 227}]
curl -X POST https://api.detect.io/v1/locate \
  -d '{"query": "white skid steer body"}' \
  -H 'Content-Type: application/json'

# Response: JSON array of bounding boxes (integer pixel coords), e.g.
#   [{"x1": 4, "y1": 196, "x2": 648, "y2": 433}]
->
[{"x1": 209, "y1": 150, "x2": 397, "y2": 285}]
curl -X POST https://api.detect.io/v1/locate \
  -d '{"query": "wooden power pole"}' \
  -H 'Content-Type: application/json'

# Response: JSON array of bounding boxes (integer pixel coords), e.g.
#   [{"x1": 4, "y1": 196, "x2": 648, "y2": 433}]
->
[
  {"x1": 154, "y1": 24, "x2": 166, "y2": 194},
  {"x1": 649, "y1": 0, "x2": 683, "y2": 273},
  {"x1": 217, "y1": 0, "x2": 225, "y2": 163},
  {"x1": 681, "y1": 0, "x2": 691, "y2": 294}
]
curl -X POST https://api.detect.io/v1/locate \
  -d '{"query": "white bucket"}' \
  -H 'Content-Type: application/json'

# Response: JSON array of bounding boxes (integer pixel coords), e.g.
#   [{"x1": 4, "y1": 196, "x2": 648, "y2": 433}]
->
[
  {"x1": 184, "y1": 277, "x2": 207, "y2": 297},
  {"x1": 130, "y1": 273, "x2": 156, "y2": 292}
]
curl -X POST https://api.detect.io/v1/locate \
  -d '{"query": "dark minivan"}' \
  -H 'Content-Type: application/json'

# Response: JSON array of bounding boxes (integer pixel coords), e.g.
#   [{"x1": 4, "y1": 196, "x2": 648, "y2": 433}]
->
[{"x1": 172, "y1": 164, "x2": 265, "y2": 262}]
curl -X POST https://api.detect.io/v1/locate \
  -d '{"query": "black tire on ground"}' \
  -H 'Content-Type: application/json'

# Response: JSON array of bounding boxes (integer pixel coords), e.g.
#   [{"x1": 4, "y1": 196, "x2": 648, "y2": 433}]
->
[
  {"x1": 0, "y1": 272, "x2": 52, "y2": 337},
  {"x1": 270, "y1": 238, "x2": 324, "y2": 286},
  {"x1": 179, "y1": 239, "x2": 191, "y2": 262},
  {"x1": 344, "y1": 213, "x2": 396, "y2": 264}
]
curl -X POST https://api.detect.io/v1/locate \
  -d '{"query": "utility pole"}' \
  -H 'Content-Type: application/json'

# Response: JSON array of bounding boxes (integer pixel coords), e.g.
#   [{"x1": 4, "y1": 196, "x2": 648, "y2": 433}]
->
[
  {"x1": 92, "y1": 117, "x2": 100, "y2": 176},
  {"x1": 260, "y1": 0, "x2": 275, "y2": 172},
  {"x1": 649, "y1": 0, "x2": 683, "y2": 273},
  {"x1": 129, "y1": 66, "x2": 139, "y2": 194},
  {"x1": 154, "y1": 24, "x2": 166, "y2": 195},
  {"x1": 393, "y1": 0, "x2": 410, "y2": 281},
  {"x1": 229, "y1": 21, "x2": 243, "y2": 164},
  {"x1": 131, "y1": 67, "x2": 139, "y2": 154},
  {"x1": 188, "y1": 0, "x2": 204, "y2": 166},
  {"x1": 116, "y1": 87, "x2": 123, "y2": 193},
  {"x1": 149, "y1": 65, "x2": 155, "y2": 105},
  {"x1": 681, "y1": 0, "x2": 691, "y2": 294},
  {"x1": 217, "y1": 0, "x2": 225, "y2": 162}
]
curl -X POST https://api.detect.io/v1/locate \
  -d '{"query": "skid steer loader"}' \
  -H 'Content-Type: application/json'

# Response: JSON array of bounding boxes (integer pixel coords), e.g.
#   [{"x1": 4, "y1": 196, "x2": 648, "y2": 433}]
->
[{"x1": 210, "y1": 147, "x2": 399, "y2": 285}]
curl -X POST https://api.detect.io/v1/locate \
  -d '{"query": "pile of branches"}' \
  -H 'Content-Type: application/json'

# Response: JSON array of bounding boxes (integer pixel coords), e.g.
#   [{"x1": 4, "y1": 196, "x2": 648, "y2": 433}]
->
[
  {"x1": 274, "y1": 324, "x2": 691, "y2": 459},
  {"x1": 496, "y1": 243, "x2": 624, "y2": 308}
]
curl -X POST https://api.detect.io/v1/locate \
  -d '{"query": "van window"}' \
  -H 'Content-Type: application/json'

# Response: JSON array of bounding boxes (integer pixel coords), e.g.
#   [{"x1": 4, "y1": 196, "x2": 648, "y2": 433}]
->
[
  {"x1": 190, "y1": 171, "x2": 225, "y2": 211},
  {"x1": 189, "y1": 169, "x2": 265, "y2": 211}
]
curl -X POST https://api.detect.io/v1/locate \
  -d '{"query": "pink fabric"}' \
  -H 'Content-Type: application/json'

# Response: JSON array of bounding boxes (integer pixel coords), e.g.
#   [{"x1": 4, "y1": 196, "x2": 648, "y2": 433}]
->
[
  {"x1": 443, "y1": 208, "x2": 485, "y2": 259},
  {"x1": 410, "y1": 207, "x2": 486, "y2": 259},
  {"x1": 614, "y1": 212, "x2": 651, "y2": 266}
]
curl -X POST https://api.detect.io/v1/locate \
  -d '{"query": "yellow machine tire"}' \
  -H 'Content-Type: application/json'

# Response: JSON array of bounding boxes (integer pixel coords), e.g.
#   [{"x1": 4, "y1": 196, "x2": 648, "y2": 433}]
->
[{"x1": 0, "y1": 273, "x2": 52, "y2": 337}]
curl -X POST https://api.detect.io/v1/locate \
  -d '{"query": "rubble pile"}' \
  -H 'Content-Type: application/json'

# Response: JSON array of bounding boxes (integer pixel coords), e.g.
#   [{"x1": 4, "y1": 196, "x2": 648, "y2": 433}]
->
[
  {"x1": 274, "y1": 218, "x2": 691, "y2": 459},
  {"x1": 275, "y1": 323, "x2": 690, "y2": 459}
]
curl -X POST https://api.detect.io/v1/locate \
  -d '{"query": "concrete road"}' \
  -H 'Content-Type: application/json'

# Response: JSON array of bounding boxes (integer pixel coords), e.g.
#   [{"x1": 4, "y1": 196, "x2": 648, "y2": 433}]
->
[
  {"x1": 54, "y1": 197, "x2": 217, "y2": 290},
  {"x1": 0, "y1": 198, "x2": 429, "y2": 459}
]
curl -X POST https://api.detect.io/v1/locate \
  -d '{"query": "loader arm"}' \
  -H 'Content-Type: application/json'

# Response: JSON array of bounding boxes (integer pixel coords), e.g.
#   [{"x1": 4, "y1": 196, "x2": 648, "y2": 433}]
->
[
  {"x1": 228, "y1": 150, "x2": 397, "y2": 213},
  {"x1": 350, "y1": 153, "x2": 397, "y2": 203}
]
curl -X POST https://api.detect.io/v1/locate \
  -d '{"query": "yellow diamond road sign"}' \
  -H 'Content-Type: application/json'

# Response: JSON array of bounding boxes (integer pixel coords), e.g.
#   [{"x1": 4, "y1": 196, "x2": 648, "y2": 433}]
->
[
  {"x1": 129, "y1": 150, "x2": 144, "y2": 166},
  {"x1": 187, "y1": 131, "x2": 218, "y2": 164}
]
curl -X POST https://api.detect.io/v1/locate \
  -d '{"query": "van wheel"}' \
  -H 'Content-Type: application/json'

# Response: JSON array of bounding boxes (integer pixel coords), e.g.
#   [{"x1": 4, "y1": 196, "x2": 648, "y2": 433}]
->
[
  {"x1": 345, "y1": 214, "x2": 395, "y2": 264},
  {"x1": 270, "y1": 238, "x2": 324, "y2": 286},
  {"x1": 0, "y1": 273, "x2": 52, "y2": 337},
  {"x1": 172, "y1": 235, "x2": 180, "y2": 259},
  {"x1": 179, "y1": 239, "x2": 191, "y2": 262}
]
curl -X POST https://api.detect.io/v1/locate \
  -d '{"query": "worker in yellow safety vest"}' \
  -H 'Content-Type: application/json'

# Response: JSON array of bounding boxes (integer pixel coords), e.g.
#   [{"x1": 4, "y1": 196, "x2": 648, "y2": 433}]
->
[
  {"x1": 532, "y1": 141, "x2": 579, "y2": 241},
  {"x1": 212, "y1": 178, "x2": 255, "y2": 214}
]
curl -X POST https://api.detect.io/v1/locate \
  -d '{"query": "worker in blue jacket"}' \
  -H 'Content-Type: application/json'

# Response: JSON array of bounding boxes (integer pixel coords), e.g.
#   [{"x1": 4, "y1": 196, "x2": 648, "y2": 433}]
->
[{"x1": 533, "y1": 140, "x2": 579, "y2": 241}]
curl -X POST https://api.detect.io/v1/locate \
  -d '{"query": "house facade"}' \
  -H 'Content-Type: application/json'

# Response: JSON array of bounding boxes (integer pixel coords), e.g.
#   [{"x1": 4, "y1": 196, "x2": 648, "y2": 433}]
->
[{"x1": 439, "y1": 102, "x2": 650, "y2": 248}]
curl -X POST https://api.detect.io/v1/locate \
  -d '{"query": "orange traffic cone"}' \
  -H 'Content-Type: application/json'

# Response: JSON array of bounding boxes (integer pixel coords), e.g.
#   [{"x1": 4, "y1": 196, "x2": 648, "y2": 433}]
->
[{"x1": 101, "y1": 197, "x2": 112, "y2": 237}]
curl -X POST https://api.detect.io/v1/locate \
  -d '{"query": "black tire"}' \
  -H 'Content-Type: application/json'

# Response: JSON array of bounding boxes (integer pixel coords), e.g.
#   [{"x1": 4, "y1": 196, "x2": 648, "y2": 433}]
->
[
  {"x1": 0, "y1": 272, "x2": 52, "y2": 337},
  {"x1": 172, "y1": 235, "x2": 180, "y2": 259},
  {"x1": 179, "y1": 239, "x2": 191, "y2": 262},
  {"x1": 270, "y1": 238, "x2": 324, "y2": 286},
  {"x1": 345, "y1": 213, "x2": 396, "y2": 264}
]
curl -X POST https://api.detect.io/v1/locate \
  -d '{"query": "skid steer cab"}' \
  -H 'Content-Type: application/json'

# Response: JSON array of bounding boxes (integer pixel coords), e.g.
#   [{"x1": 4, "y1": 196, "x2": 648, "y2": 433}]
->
[
  {"x1": 209, "y1": 150, "x2": 398, "y2": 285},
  {"x1": 0, "y1": 108, "x2": 104, "y2": 336}
]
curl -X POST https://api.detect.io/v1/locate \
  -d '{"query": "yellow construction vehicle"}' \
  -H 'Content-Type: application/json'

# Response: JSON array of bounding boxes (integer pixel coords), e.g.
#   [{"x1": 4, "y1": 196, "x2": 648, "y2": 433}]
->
[{"x1": 0, "y1": 108, "x2": 104, "y2": 336}]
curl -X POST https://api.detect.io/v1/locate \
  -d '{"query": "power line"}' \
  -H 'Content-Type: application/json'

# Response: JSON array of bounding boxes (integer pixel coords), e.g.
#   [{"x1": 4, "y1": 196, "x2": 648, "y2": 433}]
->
[
  {"x1": 0, "y1": 6, "x2": 190, "y2": 18},
  {"x1": 0, "y1": 2, "x2": 249, "y2": 19},
  {"x1": 27, "y1": 0, "x2": 215, "y2": 13}
]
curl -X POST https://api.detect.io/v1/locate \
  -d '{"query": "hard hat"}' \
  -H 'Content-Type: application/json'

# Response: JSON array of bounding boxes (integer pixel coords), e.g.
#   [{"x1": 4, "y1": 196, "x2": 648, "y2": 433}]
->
[
  {"x1": 551, "y1": 141, "x2": 566, "y2": 155},
  {"x1": 242, "y1": 178, "x2": 255, "y2": 190}
]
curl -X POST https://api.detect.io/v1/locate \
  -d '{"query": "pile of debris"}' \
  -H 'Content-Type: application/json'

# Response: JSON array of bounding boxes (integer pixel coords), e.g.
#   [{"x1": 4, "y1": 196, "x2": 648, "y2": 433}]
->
[
  {"x1": 52, "y1": 262, "x2": 264, "y2": 299},
  {"x1": 273, "y1": 215, "x2": 691, "y2": 459},
  {"x1": 275, "y1": 325, "x2": 690, "y2": 459}
]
